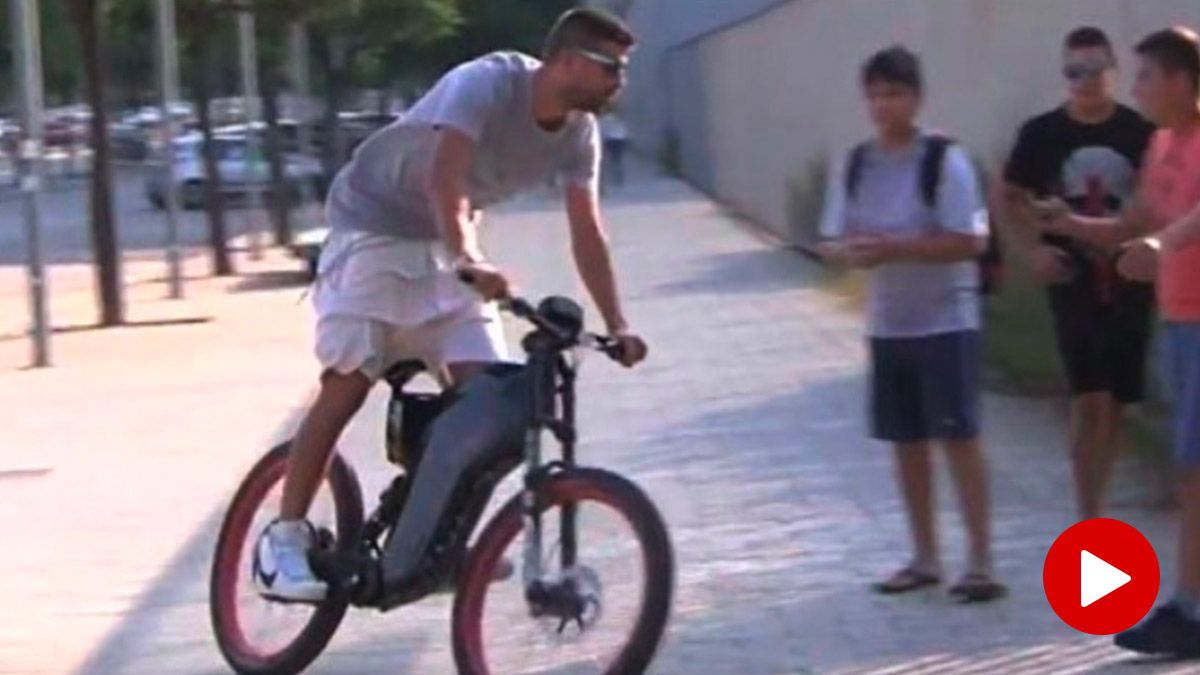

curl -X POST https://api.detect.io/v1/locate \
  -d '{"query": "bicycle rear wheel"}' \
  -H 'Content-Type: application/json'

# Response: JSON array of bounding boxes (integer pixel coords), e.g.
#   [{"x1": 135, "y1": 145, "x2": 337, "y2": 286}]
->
[
  {"x1": 209, "y1": 441, "x2": 363, "y2": 675},
  {"x1": 452, "y1": 468, "x2": 674, "y2": 675}
]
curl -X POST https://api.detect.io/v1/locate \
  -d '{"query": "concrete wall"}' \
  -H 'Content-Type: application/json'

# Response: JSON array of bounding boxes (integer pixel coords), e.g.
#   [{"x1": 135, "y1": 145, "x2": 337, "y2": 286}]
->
[
  {"x1": 616, "y1": 0, "x2": 789, "y2": 156},
  {"x1": 621, "y1": 0, "x2": 1200, "y2": 242}
]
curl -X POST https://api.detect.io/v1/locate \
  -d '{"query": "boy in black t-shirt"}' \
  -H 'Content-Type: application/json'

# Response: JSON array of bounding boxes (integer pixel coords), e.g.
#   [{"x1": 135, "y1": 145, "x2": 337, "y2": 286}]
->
[{"x1": 996, "y1": 27, "x2": 1155, "y2": 520}]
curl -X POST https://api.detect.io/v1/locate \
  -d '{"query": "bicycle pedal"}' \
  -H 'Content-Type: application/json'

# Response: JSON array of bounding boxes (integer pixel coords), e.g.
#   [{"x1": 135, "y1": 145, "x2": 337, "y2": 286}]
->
[{"x1": 309, "y1": 549, "x2": 369, "y2": 589}]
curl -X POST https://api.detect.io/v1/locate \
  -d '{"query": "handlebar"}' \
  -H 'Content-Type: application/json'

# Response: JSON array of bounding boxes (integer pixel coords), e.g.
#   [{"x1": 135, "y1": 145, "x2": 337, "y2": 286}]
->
[{"x1": 457, "y1": 269, "x2": 626, "y2": 361}]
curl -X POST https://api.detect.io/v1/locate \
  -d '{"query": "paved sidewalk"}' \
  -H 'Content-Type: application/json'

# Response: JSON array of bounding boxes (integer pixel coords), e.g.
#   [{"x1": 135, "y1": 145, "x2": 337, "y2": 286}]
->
[
  {"x1": 0, "y1": 248, "x2": 320, "y2": 674},
  {"x1": 0, "y1": 163, "x2": 1195, "y2": 674}
]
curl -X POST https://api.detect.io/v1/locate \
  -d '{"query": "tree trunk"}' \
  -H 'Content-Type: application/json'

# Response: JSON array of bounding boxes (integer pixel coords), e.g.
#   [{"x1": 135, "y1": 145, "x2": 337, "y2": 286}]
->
[
  {"x1": 321, "y1": 76, "x2": 340, "y2": 180},
  {"x1": 70, "y1": 0, "x2": 123, "y2": 326},
  {"x1": 319, "y1": 68, "x2": 347, "y2": 181},
  {"x1": 195, "y1": 35, "x2": 233, "y2": 276},
  {"x1": 319, "y1": 36, "x2": 351, "y2": 183},
  {"x1": 260, "y1": 68, "x2": 291, "y2": 246}
]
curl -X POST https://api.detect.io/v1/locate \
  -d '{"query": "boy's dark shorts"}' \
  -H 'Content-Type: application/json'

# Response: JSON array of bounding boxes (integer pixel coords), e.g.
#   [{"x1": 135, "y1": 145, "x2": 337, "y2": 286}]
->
[
  {"x1": 871, "y1": 330, "x2": 981, "y2": 443},
  {"x1": 1047, "y1": 272, "x2": 1154, "y2": 404}
]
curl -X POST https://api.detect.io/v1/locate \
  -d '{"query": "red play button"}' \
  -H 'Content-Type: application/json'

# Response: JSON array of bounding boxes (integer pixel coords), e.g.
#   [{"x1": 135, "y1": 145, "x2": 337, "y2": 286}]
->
[{"x1": 1043, "y1": 518, "x2": 1160, "y2": 635}]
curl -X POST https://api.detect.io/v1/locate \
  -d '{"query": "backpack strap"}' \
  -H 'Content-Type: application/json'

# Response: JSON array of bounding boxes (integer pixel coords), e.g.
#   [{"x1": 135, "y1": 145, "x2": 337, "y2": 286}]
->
[
  {"x1": 843, "y1": 142, "x2": 870, "y2": 202},
  {"x1": 919, "y1": 133, "x2": 954, "y2": 209},
  {"x1": 848, "y1": 135, "x2": 952, "y2": 207}
]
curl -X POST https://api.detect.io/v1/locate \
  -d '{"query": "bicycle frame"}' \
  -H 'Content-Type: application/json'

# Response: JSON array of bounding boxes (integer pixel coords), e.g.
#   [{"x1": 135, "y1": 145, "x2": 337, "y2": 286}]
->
[{"x1": 339, "y1": 326, "x2": 587, "y2": 611}]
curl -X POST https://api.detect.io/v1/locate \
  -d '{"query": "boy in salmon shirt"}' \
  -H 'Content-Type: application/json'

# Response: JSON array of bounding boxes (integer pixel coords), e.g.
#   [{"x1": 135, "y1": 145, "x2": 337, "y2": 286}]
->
[{"x1": 1039, "y1": 26, "x2": 1200, "y2": 656}]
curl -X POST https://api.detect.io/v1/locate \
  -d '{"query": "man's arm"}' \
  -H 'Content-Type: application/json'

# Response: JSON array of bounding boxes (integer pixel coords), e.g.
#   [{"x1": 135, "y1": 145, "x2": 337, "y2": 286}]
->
[
  {"x1": 879, "y1": 231, "x2": 986, "y2": 263},
  {"x1": 1117, "y1": 196, "x2": 1200, "y2": 282},
  {"x1": 1040, "y1": 192, "x2": 1150, "y2": 249},
  {"x1": 427, "y1": 128, "x2": 482, "y2": 261},
  {"x1": 814, "y1": 153, "x2": 855, "y2": 263},
  {"x1": 1156, "y1": 199, "x2": 1200, "y2": 252},
  {"x1": 993, "y1": 177, "x2": 1046, "y2": 255},
  {"x1": 565, "y1": 182, "x2": 628, "y2": 333},
  {"x1": 995, "y1": 118, "x2": 1057, "y2": 255},
  {"x1": 427, "y1": 127, "x2": 513, "y2": 300}
]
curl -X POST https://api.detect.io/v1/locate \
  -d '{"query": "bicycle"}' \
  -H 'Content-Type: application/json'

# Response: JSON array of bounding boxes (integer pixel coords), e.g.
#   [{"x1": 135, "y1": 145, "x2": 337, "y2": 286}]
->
[{"x1": 209, "y1": 288, "x2": 675, "y2": 674}]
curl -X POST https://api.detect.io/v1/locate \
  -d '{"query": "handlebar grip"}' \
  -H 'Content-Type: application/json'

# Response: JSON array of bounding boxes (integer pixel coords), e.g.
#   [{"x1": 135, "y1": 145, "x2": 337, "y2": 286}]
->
[
  {"x1": 458, "y1": 268, "x2": 526, "y2": 313},
  {"x1": 598, "y1": 336, "x2": 627, "y2": 362},
  {"x1": 508, "y1": 297, "x2": 536, "y2": 318}
]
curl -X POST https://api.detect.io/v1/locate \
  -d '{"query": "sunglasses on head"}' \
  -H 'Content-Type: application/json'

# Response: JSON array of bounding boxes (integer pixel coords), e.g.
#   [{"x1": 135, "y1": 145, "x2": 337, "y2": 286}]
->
[
  {"x1": 1063, "y1": 61, "x2": 1112, "y2": 82},
  {"x1": 575, "y1": 49, "x2": 627, "y2": 77}
]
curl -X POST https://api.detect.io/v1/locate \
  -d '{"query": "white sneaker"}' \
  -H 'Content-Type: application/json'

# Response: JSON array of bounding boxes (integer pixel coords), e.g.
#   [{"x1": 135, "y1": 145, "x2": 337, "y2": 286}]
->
[{"x1": 253, "y1": 520, "x2": 327, "y2": 602}]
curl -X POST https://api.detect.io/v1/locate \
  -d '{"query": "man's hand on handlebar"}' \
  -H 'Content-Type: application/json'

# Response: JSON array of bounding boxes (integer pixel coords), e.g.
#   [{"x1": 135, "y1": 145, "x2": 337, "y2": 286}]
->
[
  {"x1": 608, "y1": 330, "x2": 648, "y2": 368},
  {"x1": 456, "y1": 267, "x2": 648, "y2": 367},
  {"x1": 456, "y1": 261, "x2": 513, "y2": 302}
]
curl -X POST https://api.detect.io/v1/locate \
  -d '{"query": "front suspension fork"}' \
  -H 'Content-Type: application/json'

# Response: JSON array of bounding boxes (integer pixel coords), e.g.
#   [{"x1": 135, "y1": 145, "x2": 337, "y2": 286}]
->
[{"x1": 521, "y1": 426, "x2": 545, "y2": 589}]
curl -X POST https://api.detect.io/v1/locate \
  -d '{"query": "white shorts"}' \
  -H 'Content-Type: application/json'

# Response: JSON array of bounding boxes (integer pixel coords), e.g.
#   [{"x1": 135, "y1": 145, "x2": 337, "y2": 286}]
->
[{"x1": 312, "y1": 230, "x2": 508, "y2": 380}]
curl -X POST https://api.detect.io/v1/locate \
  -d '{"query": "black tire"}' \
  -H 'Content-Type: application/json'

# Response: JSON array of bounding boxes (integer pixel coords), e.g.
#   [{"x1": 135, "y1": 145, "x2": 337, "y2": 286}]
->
[
  {"x1": 452, "y1": 468, "x2": 674, "y2": 675},
  {"x1": 209, "y1": 441, "x2": 364, "y2": 675}
]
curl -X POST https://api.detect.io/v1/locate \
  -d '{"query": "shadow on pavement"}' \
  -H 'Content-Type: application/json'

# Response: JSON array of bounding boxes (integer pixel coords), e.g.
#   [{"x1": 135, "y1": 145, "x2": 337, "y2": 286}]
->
[
  {"x1": 616, "y1": 377, "x2": 1186, "y2": 674},
  {"x1": 647, "y1": 248, "x2": 826, "y2": 299},
  {"x1": 72, "y1": 503, "x2": 228, "y2": 675},
  {"x1": 72, "y1": 413, "x2": 304, "y2": 675},
  {"x1": 0, "y1": 316, "x2": 213, "y2": 344},
  {"x1": 69, "y1": 403, "x2": 446, "y2": 675},
  {"x1": 231, "y1": 269, "x2": 312, "y2": 294}
]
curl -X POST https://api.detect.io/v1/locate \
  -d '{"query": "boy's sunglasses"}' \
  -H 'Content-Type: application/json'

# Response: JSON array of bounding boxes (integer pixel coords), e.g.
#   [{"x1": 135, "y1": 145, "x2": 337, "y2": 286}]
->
[
  {"x1": 1063, "y1": 61, "x2": 1112, "y2": 82},
  {"x1": 576, "y1": 49, "x2": 628, "y2": 77}
]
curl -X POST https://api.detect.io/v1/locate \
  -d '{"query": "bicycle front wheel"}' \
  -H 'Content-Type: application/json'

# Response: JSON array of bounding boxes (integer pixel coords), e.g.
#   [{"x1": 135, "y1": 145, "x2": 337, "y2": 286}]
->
[{"x1": 452, "y1": 467, "x2": 674, "y2": 675}]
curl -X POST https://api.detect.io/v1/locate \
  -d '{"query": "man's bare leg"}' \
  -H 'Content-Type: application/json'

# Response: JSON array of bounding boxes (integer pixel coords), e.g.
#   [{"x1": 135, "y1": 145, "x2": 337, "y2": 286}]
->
[
  {"x1": 895, "y1": 441, "x2": 939, "y2": 573},
  {"x1": 1070, "y1": 392, "x2": 1122, "y2": 520},
  {"x1": 1090, "y1": 394, "x2": 1124, "y2": 515},
  {"x1": 1176, "y1": 469, "x2": 1200, "y2": 603},
  {"x1": 944, "y1": 437, "x2": 993, "y2": 576},
  {"x1": 256, "y1": 369, "x2": 372, "y2": 602},
  {"x1": 280, "y1": 370, "x2": 372, "y2": 519}
]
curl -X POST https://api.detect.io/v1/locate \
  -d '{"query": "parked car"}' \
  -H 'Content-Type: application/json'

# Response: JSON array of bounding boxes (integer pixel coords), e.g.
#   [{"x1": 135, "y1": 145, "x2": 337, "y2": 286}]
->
[
  {"x1": 144, "y1": 132, "x2": 323, "y2": 210},
  {"x1": 216, "y1": 120, "x2": 312, "y2": 155},
  {"x1": 337, "y1": 111, "x2": 397, "y2": 155},
  {"x1": 110, "y1": 122, "x2": 149, "y2": 161},
  {"x1": 290, "y1": 225, "x2": 329, "y2": 280}
]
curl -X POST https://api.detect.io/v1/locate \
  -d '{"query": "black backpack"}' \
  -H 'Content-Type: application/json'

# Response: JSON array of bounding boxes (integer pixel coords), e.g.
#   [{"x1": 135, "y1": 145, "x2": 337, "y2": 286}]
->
[{"x1": 844, "y1": 134, "x2": 1004, "y2": 295}]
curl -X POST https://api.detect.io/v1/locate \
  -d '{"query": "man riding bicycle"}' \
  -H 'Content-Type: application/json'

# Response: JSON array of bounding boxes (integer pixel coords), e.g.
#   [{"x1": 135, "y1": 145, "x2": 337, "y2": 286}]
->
[{"x1": 254, "y1": 8, "x2": 648, "y2": 603}]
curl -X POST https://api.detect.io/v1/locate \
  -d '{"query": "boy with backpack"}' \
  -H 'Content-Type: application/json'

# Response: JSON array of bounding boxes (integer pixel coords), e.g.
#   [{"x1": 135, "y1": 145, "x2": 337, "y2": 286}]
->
[{"x1": 818, "y1": 45, "x2": 1005, "y2": 602}]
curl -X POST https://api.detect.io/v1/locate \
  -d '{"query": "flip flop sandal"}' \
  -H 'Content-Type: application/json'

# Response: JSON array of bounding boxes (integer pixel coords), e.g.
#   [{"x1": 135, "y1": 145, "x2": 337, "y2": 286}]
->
[
  {"x1": 949, "y1": 573, "x2": 1009, "y2": 603},
  {"x1": 873, "y1": 566, "x2": 942, "y2": 595}
]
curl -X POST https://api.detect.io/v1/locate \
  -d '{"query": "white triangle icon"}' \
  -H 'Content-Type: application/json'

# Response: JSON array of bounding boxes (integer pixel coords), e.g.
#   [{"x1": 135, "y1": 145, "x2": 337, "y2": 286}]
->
[{"x1": 1081, "y1": 550, "x2": 1132, "y2": 608}]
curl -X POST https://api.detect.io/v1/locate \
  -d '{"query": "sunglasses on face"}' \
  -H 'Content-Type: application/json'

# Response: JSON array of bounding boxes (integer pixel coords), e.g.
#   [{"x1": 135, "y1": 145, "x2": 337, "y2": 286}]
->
[
  {"x1": 575, "y1": 49, "x2": 628, "y2": 77},
  {"x1": 1063, "y1": 61, "x2": 1112, "y2": 82}
]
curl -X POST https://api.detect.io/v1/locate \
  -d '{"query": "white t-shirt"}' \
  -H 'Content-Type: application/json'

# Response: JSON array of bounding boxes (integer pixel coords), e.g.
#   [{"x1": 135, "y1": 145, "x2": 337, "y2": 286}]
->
[
  {"x1": 819, "y1": 136, "x2": 989, "y2": 338},
  {"x1": 324, "y1": 51, "x2": 600, "y2": 240}
]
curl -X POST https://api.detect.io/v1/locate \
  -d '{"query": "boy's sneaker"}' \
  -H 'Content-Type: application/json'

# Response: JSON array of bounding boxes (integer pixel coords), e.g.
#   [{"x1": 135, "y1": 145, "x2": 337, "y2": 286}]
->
[
  {"x1": 1114, "y1": 603, "x2": 1200, "y2": 658},
  {"x1": 253, "y1": 520, "x2": 327, "y2": 603}
]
